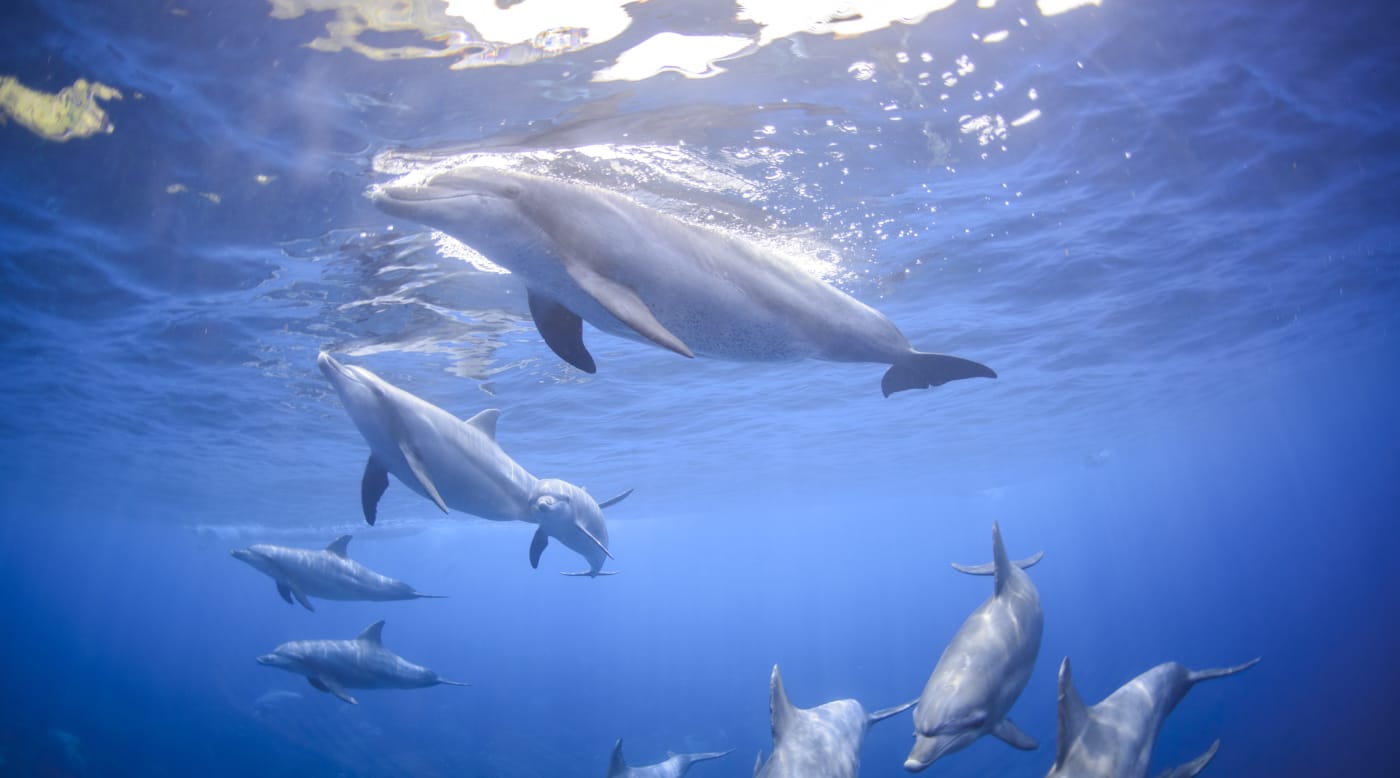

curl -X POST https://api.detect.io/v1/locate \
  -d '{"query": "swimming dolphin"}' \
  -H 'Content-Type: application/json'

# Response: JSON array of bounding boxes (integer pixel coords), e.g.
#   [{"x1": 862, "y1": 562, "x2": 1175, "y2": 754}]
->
[
  {"x1": 370, "y1": 166, "x2": 996, "y2": 397},
  {"x1": 905, "y1": 523, "x2": 1044, "y2": 772},
  {"x1": 1046, "y1": 656, "x2": 1260, "y2": 778},
  {"x1": 754, "y1": 665, "x2": 914, "y2": 778},
  {"x1": 256, "y1": 620, "x2": 468, "y2": 704},
  {"x1": 317, "y1": 352, "x2": 628, "y2": 575},
  {"x1": 230, "y1": 535, "x2": 444, "y2": 611},
  {"x1": 606, "y1": 739, "x2": 733, "y2": 778}
]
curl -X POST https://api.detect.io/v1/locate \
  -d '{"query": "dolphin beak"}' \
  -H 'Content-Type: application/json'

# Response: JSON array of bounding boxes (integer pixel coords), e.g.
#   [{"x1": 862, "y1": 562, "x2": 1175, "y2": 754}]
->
[
  {"x1": 229, "y1": 548, "x2": 250, "y2": 561},
  {"x1": 256, "y1": 654, "x2": 277, "y2": 666}
]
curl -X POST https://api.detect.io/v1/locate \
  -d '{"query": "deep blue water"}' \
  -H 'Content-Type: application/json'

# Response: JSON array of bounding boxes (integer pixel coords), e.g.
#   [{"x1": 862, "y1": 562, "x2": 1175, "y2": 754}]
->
[{"x1": 2, "y1": 0, "x2": 1398, "y2": 776}]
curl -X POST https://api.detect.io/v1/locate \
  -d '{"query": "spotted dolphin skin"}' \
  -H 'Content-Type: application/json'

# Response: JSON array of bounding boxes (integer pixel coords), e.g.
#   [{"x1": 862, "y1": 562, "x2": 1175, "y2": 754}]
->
[
  {"x1": 231, "y1": 535, "x2": 444, "y2": 611},
  {"x1": 905, "y1": 523, "x2": 1044, "y2": 772},
  {"x1": 754, "y1": 665, "x2": 914, "y2": 778},
  {"x1": 256, "y1": 620, "x2": 468, "y2": 704},
  {"x1": 1046, "y1": 656, "x2": 1261, "y2": 778},
  {"x1": 317, "y1": 352, "x2": 628, "y2": 575},
  {"x1": 606, "y1": 739, "x2": 733, "y2": 778},
  {"x1": 370, "y1": 166, "x2": 995, "y2": 397}
]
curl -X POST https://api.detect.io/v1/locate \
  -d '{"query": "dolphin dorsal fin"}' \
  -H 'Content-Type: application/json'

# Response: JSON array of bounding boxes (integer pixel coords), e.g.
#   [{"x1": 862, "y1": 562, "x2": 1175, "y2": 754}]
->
[
  {"x1": 1055, "y1": 657, "x2": 1089, "y2": 768},
  {"x1": 607, "y1": 739, "x2": 627, "y2": 777},
  {"x1": 991, "y1": 522, "x2": 1013, "y2": 597},
  {"x1": 326, "y1": 535, "x2": 352, "y2": 558},
  {"x1": 464, "y1": 409, "x2": 500, "y2": 439},
  {"x1": 769, "y1": 665, "x2": 798, "y2": 739},
  {"x1": 357, "y1": 620, "x2": 386, "y2": 645}
]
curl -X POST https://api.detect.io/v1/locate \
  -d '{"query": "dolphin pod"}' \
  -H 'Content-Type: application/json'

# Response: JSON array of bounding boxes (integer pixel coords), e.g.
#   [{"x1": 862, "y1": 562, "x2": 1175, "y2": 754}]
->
[
  {"x1": 753, "y1": 665, "x2": 914, "y2": 778},
  {"x1": 606, "y1": 739, "x2": 733, "y2": 778},
  {"x1": 905, "y1": 522, "x2": 1044, "y2": 772},
  {"x1": 231, "y1": 535, "x2": 444, "y2": 611},
  {"x1": 370, "y1": 165, "x2": 996, "y2": 397},
  {"x1": 1046, "y1": 656, "x2": 1261, "y2": 778},
  {"x1": 257, "y1": 620, "x2": 468, "y2": 704},
  {"x1": 317, "y1": 351, "x2": 628, "y2": 576}
]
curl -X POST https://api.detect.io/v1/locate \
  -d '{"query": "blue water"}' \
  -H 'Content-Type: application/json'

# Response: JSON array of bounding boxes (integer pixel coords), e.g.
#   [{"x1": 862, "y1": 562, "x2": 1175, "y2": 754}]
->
[{"x1": 2, "y1": 0, "x2": 1398, "y2": 775}]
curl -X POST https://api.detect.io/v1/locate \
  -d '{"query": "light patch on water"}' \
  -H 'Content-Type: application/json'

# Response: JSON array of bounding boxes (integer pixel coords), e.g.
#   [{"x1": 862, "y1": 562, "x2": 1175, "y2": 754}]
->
[
  {"x1": 593, "y1": 33, "x2": 756, "y2": 82},
  {"x1": 738, "y1": 0, "x2": 958, "y2": 47},
  {"x1": 1037, "y1": 0, "x2": 1102, "y2": 16}
]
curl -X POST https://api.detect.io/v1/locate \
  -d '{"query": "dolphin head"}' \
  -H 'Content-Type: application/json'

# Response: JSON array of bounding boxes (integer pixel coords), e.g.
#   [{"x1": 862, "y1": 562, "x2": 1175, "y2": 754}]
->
[
  {"x1": 369, "y1": 166, "x2": 546, "y2": 251},
  {"x1": 530, "y1": 478, "x2": 582, "y2": 527},
  {"x1": 530, "y1": 478, "x2": 613, "y2": 568},
  {"x1": 256, "y1": 644, "x2": 308, "y2": 674},
  {"x1": 230, "y1": 544, "x2": 279, "y2": 576}
]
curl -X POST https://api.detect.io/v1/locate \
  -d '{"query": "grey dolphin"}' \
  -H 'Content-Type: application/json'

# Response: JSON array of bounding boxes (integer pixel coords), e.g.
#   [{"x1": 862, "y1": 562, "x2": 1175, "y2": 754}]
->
[
  {"x1": 231, "y1": 535, "x2": 444, "y2": 611},
  {"x1": 370, "y1": 166, "x2": 995, "y2": 397},
  {"x1": 606, "y1": 739, "x2": 733, "y2": 778},
  {"x1": 1046, "y1": 656, "x2": 1260, "y2": 778},
  {"x1": 905, "y1": 522, "x2": 1044, "y2": 771},
  {"x1": 256, "y1": 620, "x2": 468, "y2": 704},
  {"x1": 754, "y1": 665, "x2": 914, "y2": 778},
  {"x1": 317, "y1": 352, "x2": 628, "y2": 575}
]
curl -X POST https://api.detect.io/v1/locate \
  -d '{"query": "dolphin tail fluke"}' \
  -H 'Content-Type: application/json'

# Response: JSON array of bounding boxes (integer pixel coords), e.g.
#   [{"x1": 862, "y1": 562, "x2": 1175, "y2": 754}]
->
[
  {"x1": 951, "y1": 550, "x2": 1044, "y2": 576},
  {"x1": 868, "y1": 699, "x2": 916, "y2": 725},
  {"x1": 1188, "y1": 657, "x2": 1261, "y2": 684},
  {"x1": 881, "y1": 352, "x2": 996, "y2": 397},
  {"x1": 1155, "y1": 740, "x2": 1220, "y2": 778},
  {"x1": 560, "y1": 569, "x2": 619, "y2": 577}
]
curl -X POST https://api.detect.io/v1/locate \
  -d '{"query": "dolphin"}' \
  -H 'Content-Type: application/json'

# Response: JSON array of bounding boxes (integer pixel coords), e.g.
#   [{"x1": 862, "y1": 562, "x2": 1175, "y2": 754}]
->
[
  {"x1": 230, "y1": 535, "x2": 444, "y2": 611},
  {"x1": 317, "y1": 352, "x2": 628, "y2": 574},
  {"x1": 256, "y1": 620, "x2": 468, "y2": 704},
  {"x1": 754, "y1": 665, "x2": 914, "y2": 778},
  {"x1": 905, "y1": 522, "x2": 1044, "y2": 771},
  {"x1": 1046, "y1": 656, "x2": 1261, "y2": 778},
  {"x1": 369, "y1": 166, "x2": 996, "y2": 397},
  {"x1": 607, "y1": 739, "x2": 733, "y2": 778}
]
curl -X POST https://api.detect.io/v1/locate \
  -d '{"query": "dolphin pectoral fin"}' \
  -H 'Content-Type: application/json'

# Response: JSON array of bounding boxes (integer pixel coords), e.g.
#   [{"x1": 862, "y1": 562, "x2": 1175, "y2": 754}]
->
[
  {"x1": 561, "y1": 569, "x2": 619, "y2": 576},
  {"x1": 992, "y1": 718, "x2": 1038, "y2": 750},
  {"x1": 924, "y1": 712, "x2": 988, "y2": 737},
  {"x1": 529, "y1": 528, "x2": 549, "y2": 569},
  {"x1": 577, "y1": 524, "x2": 614, "y2": 560},
  {"x1": 528, "y1": 291, "x2": 597, "y2": 373},
  {"x1": 598, "y1": 488, "x2": 633, "y2": 509},
  {"x1": 952, "y1": 550, "x2": 1044, "y2": 576},
  {"x1": 291, "y1": 588, "x2": 315, "y2": 612},
  {"x1": 1156, "y1": 740, "x2": 1220, "y2": 778},
  {"x1": 312, "y1": 676, "x2": 357, "y2": 704},
  {"x1": 361, "y1": 456, "x2": 389, "y2": 526},
  {"x1": 276, "y1": 581, "x2": 294, "y2": 605},
  {"x1": 881, "y1": 352, "x2": 996, "y2": 396},
  {"x1": 868, "y1": 699, "x2": 916, "y2": 724},
  {"x1": 399, "y1": 441, "x2": 449, "y2": 514},
  {"x1": 564, "y1": 262, "x2": 694, "y2": 358}
]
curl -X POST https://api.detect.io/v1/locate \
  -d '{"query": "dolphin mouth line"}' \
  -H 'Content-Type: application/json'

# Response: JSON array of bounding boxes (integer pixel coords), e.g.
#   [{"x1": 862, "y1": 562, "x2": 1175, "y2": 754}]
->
[{"x1": 370, "y1": 184, "x2": 481, "y2": 204}]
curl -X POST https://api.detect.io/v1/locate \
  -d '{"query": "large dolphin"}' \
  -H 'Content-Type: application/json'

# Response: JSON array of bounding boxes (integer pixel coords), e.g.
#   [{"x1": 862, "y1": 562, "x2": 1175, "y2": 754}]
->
[
  {"x1": 230, "y1": 535, "x2": 444, "y2": 611},
  {"x1": 905, "y1": 522, "x2": 1044, "y2": 771},
  {"x1": 317, "y1": 352, "x2": 628, "y2": 575},
  {"x1": 754, "y1": 665, "x2": 914, "y2": 778},
  {"x1": 606, "y1": 739, "x2": 733, "y2": 778},
  {"x1": 370, "y1": 166, "x2": 996, "y2": 397},
  {"x1": 256, "y1": 620, "x2": 468, "y2": 704},
  {"x1": 1046, "y1": 656, "x2": 1261, "y2": 778}
]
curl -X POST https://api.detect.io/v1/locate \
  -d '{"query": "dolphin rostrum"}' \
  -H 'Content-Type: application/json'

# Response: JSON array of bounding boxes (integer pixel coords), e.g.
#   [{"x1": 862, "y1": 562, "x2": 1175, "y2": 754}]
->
[
  {"x1": 1046, "y1": 656, "x2": 1261, "y2": 778},
  {"x1": 905, "y1": 522, "x2": 1044, "y2": 771},
  {"x1": 231, "y1": 535, "x2": 444, "y2": 611},
  {"x1": 256, "y1": 620, "x2": 468, "y2": 704},
  {"x1": 607, "y1": 739, "x2": 733, "y2": 778},
  {"x1": 317, "y1": 352, "x2": 628, "y2": 575},
  {"x1": 754, "y1": 665, "x2": 914, "y2": 778},
  {"x1": 370, "y1": 166, "x2": 996, "y2": 397}
]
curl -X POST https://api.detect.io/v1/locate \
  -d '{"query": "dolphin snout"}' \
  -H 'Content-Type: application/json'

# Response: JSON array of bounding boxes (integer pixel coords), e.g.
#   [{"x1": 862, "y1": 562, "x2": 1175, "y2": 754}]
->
[
  {"x1": 230, "y1": 548, "x2": 252, "y2": 562},
  {"x1": 256, "y1": 654, "x2": 277, "y2": 666}
]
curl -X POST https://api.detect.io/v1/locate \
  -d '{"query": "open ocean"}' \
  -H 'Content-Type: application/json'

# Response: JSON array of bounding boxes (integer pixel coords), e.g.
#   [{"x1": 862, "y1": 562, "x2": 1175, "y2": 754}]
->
[{"x1": 2, "y1": 0, "x2": 1397, "y2": 776}]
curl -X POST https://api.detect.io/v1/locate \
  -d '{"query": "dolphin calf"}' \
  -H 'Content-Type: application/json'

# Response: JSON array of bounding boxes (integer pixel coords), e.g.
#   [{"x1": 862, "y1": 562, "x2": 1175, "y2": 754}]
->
[
  {"x1": 1046, "y1": 656, "x2": 1260, "y2": 778},
  {"x1": 607, "y1": 739, "x2": 733, "y2": 778},
  {"x1": 905, "y1": 522, "x2": 1044, "y2": 772},
  {"x1": 230, "y1": 535, "x2": 444, "y2": 611},
  {"x1": 370, "y1": 166, "x2": 996, "y2": 397},
  {"x1": 256, "y1": 620, "x2": 468, "y2": 704},
  {"x1": 754, "y1": 665, "x2": 914, "y2": 778},
  {"x1": 317, "y1": 352, "x2": 628, "y2": 575}
]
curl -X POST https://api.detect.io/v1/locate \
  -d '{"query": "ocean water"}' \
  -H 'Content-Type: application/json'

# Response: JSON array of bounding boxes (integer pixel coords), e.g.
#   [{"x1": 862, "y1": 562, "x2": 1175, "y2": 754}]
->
[{"x1": 1, "y1": 0, "x2": 1398, "y2": 775}]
